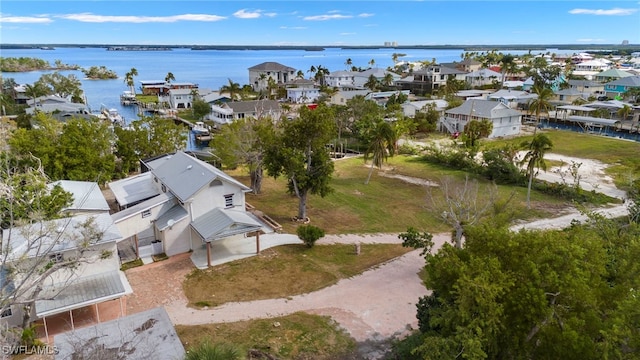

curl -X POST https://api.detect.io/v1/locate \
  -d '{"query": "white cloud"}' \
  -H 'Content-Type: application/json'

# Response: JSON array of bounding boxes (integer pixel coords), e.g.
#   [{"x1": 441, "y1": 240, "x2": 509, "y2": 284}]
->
[
  {"x1": 303, "y1": 13, "x2": 352, "y2": 21},
  {"x1": 233, "y1": 9, "x2": 262, "y2": 19},
  {"x1": 0, "y1": 15, "x2": 53, "y2": 24},
  {"x1": 280, "y1": 26, "x2": 307, "y2": 30},
  {"x1": 569, "y1": 8, "x2": 637, "y2": 16},
  {"x1": 58, "y1": 13, "x2": 226, "y2": 23},
  {"x1": 341, "y1": 32, "x2": 356, "y2": 36},
  {"x1": 358, "y1": 13, "x2": 374, "y2": 18}
]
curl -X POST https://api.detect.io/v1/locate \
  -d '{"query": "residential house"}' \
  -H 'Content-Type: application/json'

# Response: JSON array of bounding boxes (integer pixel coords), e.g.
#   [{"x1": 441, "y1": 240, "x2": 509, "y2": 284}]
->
[
  {"x1": 487, "y1": 89, "x2": 537, "y2": 109},
  {"x1": 352, "y1": 68, "x2": 401, "y2": 89},
  {"x1": 166, "y1": 88, "x2": 194, "y2": 109},
  {"x1": 441, "y1": 99, "x2": 522, "y2": 138},
  {"x1": 1, "y1": 181, "x2": 131, "y2": 342},
  {"x1": 324, "y1": 70, "x2": 356, "y2": 89},
  {"x1": 364, "y1": 90, "x2": 411, "y2": 107},
  {"x1": 248, "y1": 62, "x2": 297, "y2": 92},
  {"x1": 54, "y1": 307, "x2": 185, "y2": 360},
  {"x1": 207, "y1": 99, "x2": 282, "y2": 125},
  {"x1": 465, "y1": 68, "x2": 503, "y2": 88},
  {"x1": 567, "y1": 79, "x2": 605, "y2": 97},
  {"x1": 401, "y1": 99, "x2": 448, "y2": 118},
  {"x1": 441, "y1": 58, "x2": 482, "y2": 73},
  {"x1": 286, "y1": 79, "x2": 320, "y2": 104},
  {"x1": 141, "y1": 81, "x2": 198, "y2": 97},
  {"x1": 327, "y1": 89, "x2": 370, "y2": 106},
  {"x1": 201, "y1": 91, "x2": 232, "y2": 106},
  {"x1": 593, "y1": 68, "x2": 634, "y2": 83},
  {"x1": 552, "y1": 88, "x2": 589, "y2": 104},
  {"x1": 604, "y1": 75, "x2": 640, "y2": 99},
  {"x1": 108, "y1": 151, "x2": 278, "y2": 268},
  {"x1": 397, "y1": 64, "x2": 467, "y2": 95},
  {"x1": 573, "y1": 59, "x2": 612, "y2": 80},
  {"x1": 25, "y1": 95, "x2": 90, "y2": 117}
]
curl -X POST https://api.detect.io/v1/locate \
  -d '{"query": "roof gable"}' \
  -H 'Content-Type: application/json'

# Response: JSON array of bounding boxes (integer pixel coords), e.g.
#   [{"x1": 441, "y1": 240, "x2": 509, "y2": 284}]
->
[
  {"x1": 150, "y1": 152, "x2": 250, "y2": 202},
  {"x1": 191, "y1": 208, "x2": 262, "y2": 242},
  {"x1": 248, "y1": 62, "x2": 296, "y2": 72}
]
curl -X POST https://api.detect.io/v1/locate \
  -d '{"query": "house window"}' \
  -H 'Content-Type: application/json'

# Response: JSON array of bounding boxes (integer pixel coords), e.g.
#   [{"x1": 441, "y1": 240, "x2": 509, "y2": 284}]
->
[
  {"x1": 224, "y1": 194, "x2": 234, "y2": 208},
  {"x1": 1, "y1": 308, "x2": 12, "y2": 318},
  {"x1": 49, "y1": 253, "x2": 63, "y2": 263},
  {"x1": 142, "y1": 209, "x2": 152, "y2": 218}
]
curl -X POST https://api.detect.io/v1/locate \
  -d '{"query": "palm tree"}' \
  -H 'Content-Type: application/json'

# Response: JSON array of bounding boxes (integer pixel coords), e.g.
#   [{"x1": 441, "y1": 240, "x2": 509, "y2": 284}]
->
[
  {"x1": 382, "y1": 73, "x2": 394, "y2": 88},
  {"x1": 364, "y1": 74, "x2": 379, "y2": 91},
  {"x1": 296, "y1": 70, "x2": 304, "y2": 79},
  {"x1": 345, "y1": 58, "x2": 353, "y2": 70},
  {"x1": 521, "y1": 133, "x2": 553, "y2": 209},
  {"x1": 220, "y1": 78, "x2": 241, "y2": 101},
  {"x1": 364, "y1": 120, "x2": 396, "y2": 184},
  {"x1": 498, "y1": 54, "x2": 515, "y2": 88},
  {"x1": 164, "y1": 72, "x2": 175, "y2": 84},
  {"x1": 24, "y1": 83, "x2": 48, "y2": 108},
  {"x1": 124, "y1": 67, "x2": 138, "y2": 94},
  {"x1": 527, "y1": 85, "x2": 554, "y2": 135},
  {"x1": 257, "y1": 73, "x2": 268, "y2": 93},
  {"x1": 368, "y1": 58, "x2": 376, "y2": 69},
  {"x1": 617, "y1": 104, "x2": 632, "y2": 120}
]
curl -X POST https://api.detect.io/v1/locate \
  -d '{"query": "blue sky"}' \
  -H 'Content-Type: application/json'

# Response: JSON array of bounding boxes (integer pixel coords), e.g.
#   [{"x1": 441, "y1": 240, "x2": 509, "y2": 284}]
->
[{"x1": 1, "y1": 1, "x2": 639, "y2": 46}]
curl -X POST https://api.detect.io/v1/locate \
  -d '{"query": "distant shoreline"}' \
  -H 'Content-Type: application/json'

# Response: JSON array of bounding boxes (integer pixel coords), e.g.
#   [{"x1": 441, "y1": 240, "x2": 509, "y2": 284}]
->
[{"x1": 1, "y1": 43, "x2": 639, "y2": 53}]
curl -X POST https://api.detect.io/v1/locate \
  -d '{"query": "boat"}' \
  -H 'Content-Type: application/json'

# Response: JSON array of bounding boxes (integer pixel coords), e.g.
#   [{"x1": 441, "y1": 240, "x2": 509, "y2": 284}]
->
[
  {"x1": 120, "y1": 91, "x2": 138, "y2": 105},
  {"x1": 192, "y1": 121, "x2": 210, "y2": 135},
  {"x1": 100, "y1": 105, "x2": 125, "y2": 127}
]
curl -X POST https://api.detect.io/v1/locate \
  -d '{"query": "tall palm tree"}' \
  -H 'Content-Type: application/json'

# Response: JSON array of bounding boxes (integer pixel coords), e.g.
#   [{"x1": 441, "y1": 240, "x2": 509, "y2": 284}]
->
[
  {"x1": 124, "y1": 67, "x2": 138, "y2": 94},
  {"x1": 382, "y1": 73, "x2": 394, "y2": 87},
  {"x1": 164, "y1": 72, "x2": 175, "y2": 84},
  {"x1": 296, "y1": 70, "x2": 304, "y2": 79},
  {"x1": 364, "y1": 74, "x2": 379, "y2": 91},
  {"x1": 527, "y1": 85, "x2": 554, "y2": 135},
  {"x1": 364, "y1": 120, "x2": 396, "y2": 184},
  {"x1": 24, "y1": 83, "x2": 49, "y2": 108},
  {"x1": 617, "y1": 104, "x2": 632, "y2": 120},
  {"x1": 220, "y1": 78, "x2": 241, "y2": 101},
  {"x1": 521, "y1": 133, "x2": 553, "y2": 209}
]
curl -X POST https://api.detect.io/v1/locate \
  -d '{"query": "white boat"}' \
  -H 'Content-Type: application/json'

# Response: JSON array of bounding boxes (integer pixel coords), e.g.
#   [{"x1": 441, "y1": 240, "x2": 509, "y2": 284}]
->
[
  {"x1": 120, "y1": 91, "x2": 137, "y2": 105},
  {"x1": 101, "y1": 106, "x2": 125, "y2": 127},
  {"x1": 192, "y1": 121, "x2": 210, "y2": 135}
]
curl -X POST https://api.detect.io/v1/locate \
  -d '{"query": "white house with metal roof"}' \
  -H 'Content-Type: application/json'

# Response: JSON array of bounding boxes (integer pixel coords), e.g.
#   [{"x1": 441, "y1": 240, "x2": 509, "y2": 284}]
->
[
  {"x1": 441, "y1": 99, "x2": 522, "y2": 138},
  {"x1": 207, "y1": 99, "x2": 282, "y2": 125},
  {"x1": 109, "y1": 151, "x2": 276, "y2": 268}
]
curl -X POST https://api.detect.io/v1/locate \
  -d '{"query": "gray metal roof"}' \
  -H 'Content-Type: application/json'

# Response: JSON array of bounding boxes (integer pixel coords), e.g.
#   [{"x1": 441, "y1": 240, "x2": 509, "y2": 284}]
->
[
  {"x1": 446, "y1": 99, "x2": 522, "y2": 118},
  {"x1": 50, "y1": 180, "x2": 110, "y2": 212},
  {"x1": 248, "y1": 61, "x2": 296, "y2": 72},
  {"x1": 54, "y1": 307, "x2": 185, "y2": 360},
  {"x1": 108, "y1": 172, "x2": 160, "y2": 207},
  {"x1": 191, "y1": 208, "x2": 262, "y2": 242},
  {"x1": 567, "y1": 115, "x2": 620, "y2": 126},
  {"x1": 155, "y1": 204, "x2": 189, "y2": 231},
  {"x1": 227, "y1": 99, "x2": 281, "y2": 114},
  {"x1": 557, "y1": 105, "x2": 596, "y2": 112},
  {"x1": 151, "y1": 151, "x2": 250, "y2": 203},
  {"x1": 605, "y1": 75, "x2": 640, "y2": 87},
  {"x1": 3, "y1": 213, "x2": 122, "y2": 260},
  {"x1": 36, "y1": 271, "x2": 126, "y2": 317}
]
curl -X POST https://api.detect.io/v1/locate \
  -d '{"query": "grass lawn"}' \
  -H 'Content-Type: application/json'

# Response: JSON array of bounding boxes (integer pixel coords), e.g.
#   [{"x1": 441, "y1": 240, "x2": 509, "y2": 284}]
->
[
  {"x1": 183, "y1": 243, "x2": 412, "y2": 308},
  {"x1": 486, "y1": 129, "x2": 640, "y2": 190},
  {"x1": 176, "y1": 312, "x2": 357, "y2": 360},
  {"x1": 232, "y1": 155, "x2": 577, "y2": 235}
]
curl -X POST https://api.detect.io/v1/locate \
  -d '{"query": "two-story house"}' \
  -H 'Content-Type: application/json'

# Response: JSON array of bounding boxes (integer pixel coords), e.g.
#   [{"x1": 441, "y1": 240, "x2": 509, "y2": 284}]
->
[
  {"x1": 604, "y1": 75, "x2": 640, "y2": 99},
  {"x1": 108, "y1": 152, "x2": 278, "y2": 269},
  {"x1": 249, "y1": 62, "x2": 297, "y2": 92},
  {"x1": 1, "y1": 181, "x2": 131, "y2": 342},
  {"x1": 207, "y1": 100, "x2": 281, "y2": 125},
  {"x1": 397, "y1": 64, "x2": 467, "y2": 95},
  {"x1": 286, "y1": 79, "x2": 320, "y2": 104},
  {"x1": 441, "y1": 99, "x2": 522, "y2": 138}
]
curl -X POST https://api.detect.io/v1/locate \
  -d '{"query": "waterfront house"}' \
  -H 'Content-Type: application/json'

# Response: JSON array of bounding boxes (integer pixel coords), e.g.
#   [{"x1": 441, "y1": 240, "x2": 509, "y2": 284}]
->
[
  {"x1": 141, "y1": 81, "x2": 198, "y2": 96},
  {"x1": 108, "y1": 151, "x2": 275, "y2": 268},
  {"x1": 441, "y1": 99, "x2": 522, "y2": 138},
  {"x1": 604, "y1": 75, "x2": 640, "y2": 99},
  {"x1": 401, "y1": 99, "x2": 448, "y2": 118},
  {"x1": 573, "y1": 59, "x2": 612, "y2": 80},
  {"x1": 441, "y1": 58, "x2": 482, "y2": 73},
  {"x1": 249, "y1": 62, "x2": 297, "y2": 92},
  {"x1": 25, "y1": 95, "x2": 90, "y2": 116},
  {"x1": 396, "y1": 64, "x2": 467, "y2": 95},
  {"x1": 1, "y1": 181, "x2": 131, "y2": 342},
  {"x1": 324, "y1": 70, "x2": 357, "y2": 89},
  {"x1": 207, "y1": 99, "x2": 281, "y2": 125},
  {"x1": 465, "y1": 68, "x2": 503, "y2": 88},
  {"x1": 166, "y1": 88, "x2": 194, "y2": 109},
  {"x1": 567, "y1": 79, "x2": 605, "y2": 97},
  {"x1": 552, "y1": 88, "x2": 589, "y2": 104},
  {"x1": 286, "y1": 78, "x2": 320, "y2": 104},
  {"x1": 487, "y1": 89, "x2": 537, "y2": 109},
  {"x1": 593, "y1": 68, "x2": 634, "y2": 83},
  {"x1": 352, "y1": 68, "x2": 401, "y2": 89}
]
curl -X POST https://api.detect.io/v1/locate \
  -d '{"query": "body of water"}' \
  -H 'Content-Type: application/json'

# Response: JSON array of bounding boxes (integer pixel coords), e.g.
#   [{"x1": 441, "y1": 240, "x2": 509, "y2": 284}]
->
[{"x1": 2, "y1": 46, "x2": 559, "y2": 122}]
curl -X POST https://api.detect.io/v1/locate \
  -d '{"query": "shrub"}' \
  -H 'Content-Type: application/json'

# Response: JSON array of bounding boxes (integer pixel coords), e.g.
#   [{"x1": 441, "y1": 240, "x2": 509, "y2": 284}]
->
[
  {"x1": 185, "y1": 340, "x2": 241, "y2": 360},
  {"x1": 296, "y1": 225, "x2": 325, "y2": 248}
]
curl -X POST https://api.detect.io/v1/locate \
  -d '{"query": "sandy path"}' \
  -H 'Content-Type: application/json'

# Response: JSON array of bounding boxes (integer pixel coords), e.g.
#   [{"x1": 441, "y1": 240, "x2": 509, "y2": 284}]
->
[{"x1": 165, "y1": 233, "x2": 451, "y2": 342}]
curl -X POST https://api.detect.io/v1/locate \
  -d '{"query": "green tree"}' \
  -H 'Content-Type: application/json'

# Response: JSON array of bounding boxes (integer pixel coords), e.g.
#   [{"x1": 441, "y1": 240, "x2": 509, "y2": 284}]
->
[
  {"x1": 23, "y1": 82, "x2": 50, "y2": 107},
  {"x1": 364, "y1": 74, "x2": 379, "y2": 91},
  {"x1": 296, "y1": 224, "x2": 325, "y2": 248},
  {"x1": 462, "y1": 118, "x2": 493, "y2": 148},
  {"x1": 521, "y1": 133, "x2": 553, "y2": 209},
  {"x1": 211, "y1": 116, "x2": 274, "y2": 194},
  {"x1": 527, "y1": 85, "x2": 554, "y2": 135},
  {"x1": 264, "y1": 104, "x2": 336, "y2": 220},
  {"x1": 220, "y1": 78, "x2": 241, "y2": 101},
  {"x1": 164, "y1": 71, "x2": 175, "y2": 84},
  {"x1": 406, "y1": 218, "x2": 640, "y2": 360},
  {"x1": 617, "y1": 104, "x2": 632, "y2": 120},
  {"x1": 192, "y1": 98, "x2": 211, "y2": 120},
  {"x1": 364, "y1": 120, "x2": 395, "y2": 184},
  {"x1": 124, "y1": 67, "x2": 138, "y2": 95},
  {"x1": 35, "y1": 72, "x2": 83, "y2": 102}
]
